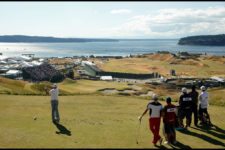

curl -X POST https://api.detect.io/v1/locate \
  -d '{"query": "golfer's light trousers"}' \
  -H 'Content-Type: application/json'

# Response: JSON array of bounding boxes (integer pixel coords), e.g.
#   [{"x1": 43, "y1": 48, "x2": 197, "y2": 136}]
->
[
  {"x1": 51, "y1": 100, "x2": 60, "y2": 122},
  {"x1": 149, "y1": 118, "x2": 161, "y2": 144}
]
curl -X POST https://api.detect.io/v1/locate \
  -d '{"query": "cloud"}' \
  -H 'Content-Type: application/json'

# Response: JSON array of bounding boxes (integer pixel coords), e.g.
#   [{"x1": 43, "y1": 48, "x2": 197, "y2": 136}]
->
[
  {"x1": 110, "y1": 9, "x2": 132, "y2": 14},
  {"x1": 104, "y1": 7, "x2": 225, "y2": 38}
]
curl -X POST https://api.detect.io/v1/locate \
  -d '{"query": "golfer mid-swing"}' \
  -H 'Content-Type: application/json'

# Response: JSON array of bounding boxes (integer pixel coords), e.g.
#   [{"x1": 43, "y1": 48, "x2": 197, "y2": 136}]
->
[
  {"x1": 139, "y1": 94, "x2": 163, "y2": 146},
  {"x1": 48, "y1": 83, "x2": 60, "y2": 123}
]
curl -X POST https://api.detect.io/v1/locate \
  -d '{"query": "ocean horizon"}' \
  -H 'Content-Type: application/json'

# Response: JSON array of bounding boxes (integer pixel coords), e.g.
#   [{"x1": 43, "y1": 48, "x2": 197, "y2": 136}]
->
[{"x1": 0, "y1": 39, "x2": 225, "y2": 57}]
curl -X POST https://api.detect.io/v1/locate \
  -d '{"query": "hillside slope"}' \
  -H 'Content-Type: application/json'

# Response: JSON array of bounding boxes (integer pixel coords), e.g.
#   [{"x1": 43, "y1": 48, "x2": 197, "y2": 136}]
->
[{"x1": 178, "y1": 34, "x2": 225, "y2": 46}]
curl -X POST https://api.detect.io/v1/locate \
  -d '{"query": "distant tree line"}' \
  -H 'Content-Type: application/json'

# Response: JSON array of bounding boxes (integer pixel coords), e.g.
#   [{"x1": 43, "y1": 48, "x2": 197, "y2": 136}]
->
[
  {"x1": 178, "y1": 34, "x2": 225, "y2": 46},
  {"x1": 0, "y1": 35, "x2": 119, "y2": 43}
]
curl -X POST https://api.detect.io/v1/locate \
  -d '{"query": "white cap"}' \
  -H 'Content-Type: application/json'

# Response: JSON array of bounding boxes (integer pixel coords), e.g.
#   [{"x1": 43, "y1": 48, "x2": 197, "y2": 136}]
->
[
  {"x1": 200, "y1": 86, "x2": 206, "y2": 91},
  {"x1": 152, "y1": 94, "x2": 158, "y2": 100},
  {"x1": 53, "y1": 83, "x2": 57, "y2": 88},
  {"x1": 182, "y1": 87, "x2": 187, "y2": 93}
]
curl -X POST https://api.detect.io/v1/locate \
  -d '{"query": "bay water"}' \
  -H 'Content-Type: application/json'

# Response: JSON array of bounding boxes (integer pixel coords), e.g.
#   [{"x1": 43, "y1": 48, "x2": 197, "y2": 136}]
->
[{"x1": 0, "y1": 39, "x2": 224, "y2": 57}]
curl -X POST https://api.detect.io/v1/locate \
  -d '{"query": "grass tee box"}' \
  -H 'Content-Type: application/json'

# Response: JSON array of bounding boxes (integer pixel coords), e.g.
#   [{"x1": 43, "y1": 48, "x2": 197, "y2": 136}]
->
[{"x1": 0, "y1": 95, "x2": 224, "y2": 148}]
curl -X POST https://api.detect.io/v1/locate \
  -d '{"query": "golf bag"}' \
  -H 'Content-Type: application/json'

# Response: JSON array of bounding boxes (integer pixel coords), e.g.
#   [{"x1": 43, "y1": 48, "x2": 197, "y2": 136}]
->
[
  {"x1": 175, "y1": 105, "x2": 180, "y2": 128},
  {"x1": 198, "y1": 106, "x2": 211, "y2": 126},
  {"x1": 199, "y1": 111, "x2": 210, "y2": 125}
]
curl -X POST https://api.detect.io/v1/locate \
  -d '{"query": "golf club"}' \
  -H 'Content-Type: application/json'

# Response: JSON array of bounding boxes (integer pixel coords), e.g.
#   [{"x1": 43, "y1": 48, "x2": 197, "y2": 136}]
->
[{"x1": 136, "y1": 119, "x2": 142, "y2": 144}]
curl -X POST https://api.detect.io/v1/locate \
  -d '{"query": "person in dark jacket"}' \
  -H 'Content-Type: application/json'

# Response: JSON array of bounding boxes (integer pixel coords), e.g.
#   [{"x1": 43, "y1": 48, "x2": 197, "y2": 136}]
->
[
  {"x1": 189, "y1": 85, "x2": 199, "y2": 126},
  {"x1": 178, "y1": 87, "x2": 193, "y2": 130}
]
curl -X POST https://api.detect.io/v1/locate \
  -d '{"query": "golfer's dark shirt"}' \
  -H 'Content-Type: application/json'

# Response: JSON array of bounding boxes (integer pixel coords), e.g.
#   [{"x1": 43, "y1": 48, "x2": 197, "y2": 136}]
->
[
  {"x1": 189, "y1": 91, "x2": 199, "y2": 105},
  {"x1": 179, "y1": 93, "x2": 193, "y2": 109}
]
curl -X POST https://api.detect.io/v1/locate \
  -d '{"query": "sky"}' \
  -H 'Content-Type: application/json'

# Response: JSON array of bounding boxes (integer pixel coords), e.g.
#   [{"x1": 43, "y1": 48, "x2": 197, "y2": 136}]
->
[{"x1": 0, "y1": 2, "x2": 225, "y2": 39}]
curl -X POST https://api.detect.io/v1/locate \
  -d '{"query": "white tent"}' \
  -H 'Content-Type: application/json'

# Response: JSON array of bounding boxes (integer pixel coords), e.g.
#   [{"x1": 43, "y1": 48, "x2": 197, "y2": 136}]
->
[
  {"x1": 3, "y1": 65, "x2": 10, "y2": 69},
  {"x1": 20, "y1": 55, "x2": 32, "y2": 61},
  {"x1": 7, "y1": 59, "x2": 18, "y2": 64},
  {"x1": 0, "y1": 61, "x2": 7, "y2": 64},
  {"x1": 39, "y1": 58, "x2": 45, "y2": 62},
  {"x1": 31, "y1": 61, "x2": 42, "y2": 66},
  {"x1": 14, "y1": 56, "x2": 32, "y2": 61},
  {"x1": 210, "y1": 76, "x2": 225, "y2": 82},
  {"x1": 81, "y1": 61, "x2": 95, "y2": 66},
  {"x1": 6, "y1": 70, "x2": 22, "y2": 75},
  {"x1": 100, "y1": 76, "x2": 113, "y2": 81},
  {"x1": 21, "y1": 61, "x2": 33, "y2": 67},
  {"x1": 0, "y1": 56, "x2": 8, "y2": 61}
]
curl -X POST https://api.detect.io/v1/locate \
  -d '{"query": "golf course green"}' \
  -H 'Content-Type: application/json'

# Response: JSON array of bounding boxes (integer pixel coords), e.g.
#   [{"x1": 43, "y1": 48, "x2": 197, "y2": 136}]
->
[{"x1": 0, "y1": 95, "x2": 224, "y2": 148}]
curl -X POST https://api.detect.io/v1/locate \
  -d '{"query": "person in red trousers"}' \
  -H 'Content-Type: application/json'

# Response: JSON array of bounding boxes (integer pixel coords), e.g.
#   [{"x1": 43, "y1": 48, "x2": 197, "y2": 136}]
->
[{"x1": 139, "y1": 94, "x2": 163, "y2": 146}]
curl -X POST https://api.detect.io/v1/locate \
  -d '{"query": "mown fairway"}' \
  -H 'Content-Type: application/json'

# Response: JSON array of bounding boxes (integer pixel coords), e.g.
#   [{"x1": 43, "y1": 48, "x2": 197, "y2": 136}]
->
[
  {"x1": 95, "y1": 54, "x2": 225, "y2": 78},
  {"x1": 0, "y1": 95, "x2": 224, "y2": 148}
]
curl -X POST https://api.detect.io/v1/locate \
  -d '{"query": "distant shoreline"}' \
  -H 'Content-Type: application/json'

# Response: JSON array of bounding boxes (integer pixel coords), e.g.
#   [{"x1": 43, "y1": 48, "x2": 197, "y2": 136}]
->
[
  {"x1": 0, "y1": 35, "x2": 119, "y2": 43},
  {"x1": 0, "y1": 35, "x2": 180, "y2": 43}
]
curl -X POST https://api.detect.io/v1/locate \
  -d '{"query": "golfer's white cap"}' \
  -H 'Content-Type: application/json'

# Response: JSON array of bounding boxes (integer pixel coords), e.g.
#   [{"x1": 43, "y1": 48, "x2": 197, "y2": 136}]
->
[
  {"x1": 53, "y1": 83, "x2": 57, "y2": 88},
  {"x1": 152, "y1": 94, "x2": 158, "y2": 100},
  {"x1": 182, "y1": 87, "x2": 187, "y2": 93},
  {"x1": 200, "y1": 86, "x2": 206, "y2": 91}
]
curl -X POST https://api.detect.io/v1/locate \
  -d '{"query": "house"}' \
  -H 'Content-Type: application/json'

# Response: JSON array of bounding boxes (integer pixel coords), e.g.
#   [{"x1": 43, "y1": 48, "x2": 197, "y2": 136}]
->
[
  {"x1": 82, "y1": 61, "x2": 102, "y2": 77},
  {"x1": 83, "y1": 64, "x2": 99, "y2": 77}
]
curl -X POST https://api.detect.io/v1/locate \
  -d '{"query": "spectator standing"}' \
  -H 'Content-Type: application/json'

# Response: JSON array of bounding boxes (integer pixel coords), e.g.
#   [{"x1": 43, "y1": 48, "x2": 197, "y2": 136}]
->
[
  {"x1": 178, "y1": 87, "x2": 193, "y2": 130},
  {"x1": 189, "y1": 85, "x2": 199, "y2": 126}
]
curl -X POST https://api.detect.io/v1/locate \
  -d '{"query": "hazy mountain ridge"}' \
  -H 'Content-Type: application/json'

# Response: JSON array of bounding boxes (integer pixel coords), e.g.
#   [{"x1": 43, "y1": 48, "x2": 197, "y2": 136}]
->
[{"x1": 0, "y1": 35, "x2": 119, "y2": 43}]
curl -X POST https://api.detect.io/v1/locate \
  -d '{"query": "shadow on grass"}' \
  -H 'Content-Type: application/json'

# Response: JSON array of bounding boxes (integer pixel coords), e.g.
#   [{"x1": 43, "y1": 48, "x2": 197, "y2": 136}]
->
[
  {"x1": 154, "y1": 141, "x2": 191, "y2": 149},
  {"x1": 191, "y1": 125, "x2": 225, "y2": 140},
  {"x1": 178, "y1": 128, "x2": 225, "y2": 147},
  {"x1": 212, "y1": 124, "x2": 225, "y2": 135},
  {"x1": 170, "y1": 141, "x2": 192, "y2": 149},
  {"x1": 53, "y1": 122, "x2": 72, "y2": 136},
  {"x1": 154, "y1": 144, "x2": 168, "y2": 149}
]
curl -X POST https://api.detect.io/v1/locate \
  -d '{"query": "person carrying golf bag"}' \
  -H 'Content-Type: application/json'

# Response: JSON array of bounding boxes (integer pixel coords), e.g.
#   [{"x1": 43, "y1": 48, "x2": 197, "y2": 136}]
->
[
  {"x1": 139, "y1": 94, "x2": 163, "y2": 146},
  {"x1": 162, "y1": 97, "x2": 177, "y2": 145},
  {"x1": 199, "y1": 86, "x2": 212, "y2": 126},
  {"x1": 48, "y1": 83, "x2": 60, "y2": 123},
  {"x1": 178, "y1": 87, "x2": 193, "y2": 130},
  {"x1": 189, "y1": 85, "x2": 199, "y2": 127}
]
